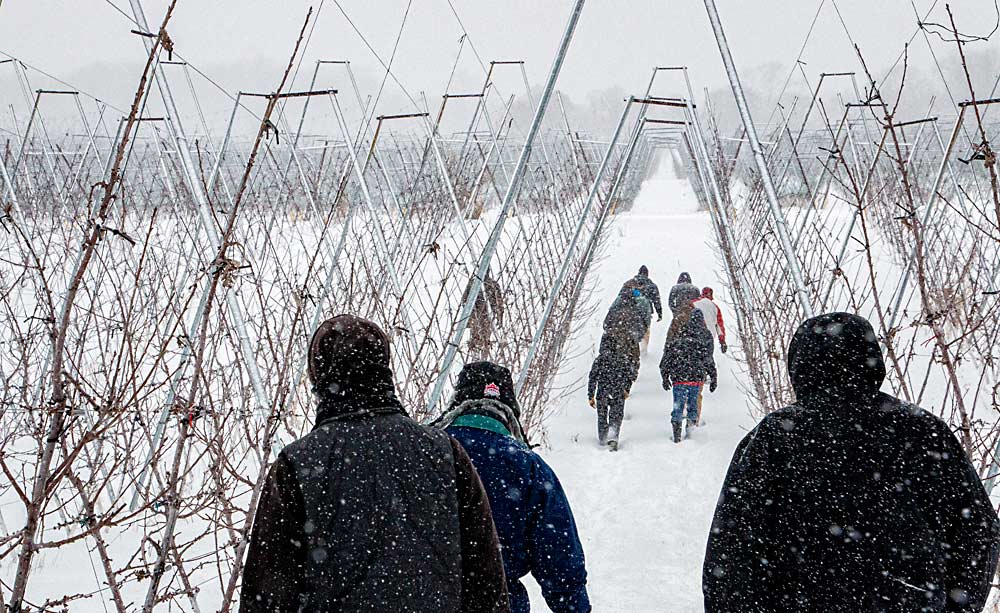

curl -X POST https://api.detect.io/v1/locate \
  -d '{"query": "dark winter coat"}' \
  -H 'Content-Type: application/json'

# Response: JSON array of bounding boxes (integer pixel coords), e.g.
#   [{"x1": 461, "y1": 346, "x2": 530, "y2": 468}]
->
[
  {"x1": 461, "y1": 275, "x2": 505, "y2": 326},
  {"x1": 447, "y1": 409, "x2": 591, "y2": 613},
  {"x1": 632, "y1": 274, "x2": 663, "y2": 320},
  {"x1": 603, "y1": 287, "x2": 651, "y2": 345},
  {"x1": 589, "y1": 333, "x2": 640, "y2": 401},
  {"x1": 703, "y1": 312, "x2": 1000, "y2": 613},
  {"x1": 668, "y1": 282, "x2": 701, "y2": 315},
  {"x1": 241, "y1": 315, "x2": 509, "y2": 613},
  {"x1": 659, "y1": 308, "x2": 716, "y2": 388}
]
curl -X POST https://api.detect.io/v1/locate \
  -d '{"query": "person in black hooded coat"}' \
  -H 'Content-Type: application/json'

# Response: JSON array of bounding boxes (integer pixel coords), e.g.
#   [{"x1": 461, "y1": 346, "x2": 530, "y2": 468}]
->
[
  {"x1": 588, "y1": 332, "x2": 640, "y2": 447},
  {"x1": 668, "y1": 271, "x2": 701, "y2": 315},
  {"x1": 631, "y1": 265, "x2": 663, "y2": 322},
  {"x1": 603, "y1": 283, "x2": 652, "y2": 347},
  {"x1": 703, "y1": 312, "x2": 1000, "y2": 613},
  {"x1": 659, "y1": 304, "x2": 717, "y2": 442},
  {"x1": 241, "y1": 315, "x2": 509, "y2": 613}
]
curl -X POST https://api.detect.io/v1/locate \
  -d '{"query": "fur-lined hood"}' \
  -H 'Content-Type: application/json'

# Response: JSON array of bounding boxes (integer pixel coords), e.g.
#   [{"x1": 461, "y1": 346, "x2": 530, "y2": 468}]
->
[{"x1": 431, "y1": 397, "x2": 526, "y2": 443}]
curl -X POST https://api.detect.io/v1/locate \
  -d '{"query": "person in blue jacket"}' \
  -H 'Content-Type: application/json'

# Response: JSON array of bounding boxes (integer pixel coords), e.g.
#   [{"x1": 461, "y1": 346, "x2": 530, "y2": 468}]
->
[{"x1": 433, "y1": 361, "x2": 591, "y2": 613}]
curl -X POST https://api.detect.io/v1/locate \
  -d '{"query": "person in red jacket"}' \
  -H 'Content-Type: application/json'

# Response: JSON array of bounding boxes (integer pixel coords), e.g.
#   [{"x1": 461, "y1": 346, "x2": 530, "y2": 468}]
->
[
  {"x1": 693, "y1": 287, "x2": 726, "y2": 353},
  {"x1": 693, "y1": 287, "x2": 726, "y2": 425}
]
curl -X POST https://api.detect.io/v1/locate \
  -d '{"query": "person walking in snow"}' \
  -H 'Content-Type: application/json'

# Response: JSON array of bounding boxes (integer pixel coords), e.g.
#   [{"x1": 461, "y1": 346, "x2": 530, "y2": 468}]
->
[
  {"x1": 703, "y1": 312, "x2": 1000, "y2": 613},
  {"x1": 693, "y1": 287, "x2": 726, "y2": 354},
  {"x1": 630, "y1": 265, "x2": 663, "y2": 353},
  {"x1": 463, "y1": 272, "x2": 505, "y2": 360},
  {"x1": 588, "y1": 332, "x2": 640, "y2": 450},
  {"x1": 241, "y1": 315, "x2": 509, "y2": 613},
  {"x1": 434, "y1": 362, "x2": 591, "y2": 613},
  {"x1": 659, "y1": 303, "x2": 716, "y2": 443},
  {"x1": 693, "y1": 286, "x2": 727, "y2": 424},
  {"x1": 604, "y1": 281, "x2": 652, "y2": 348},
  {"x1": 668, "y1": 271, "x2": 701, "y2": 315}
]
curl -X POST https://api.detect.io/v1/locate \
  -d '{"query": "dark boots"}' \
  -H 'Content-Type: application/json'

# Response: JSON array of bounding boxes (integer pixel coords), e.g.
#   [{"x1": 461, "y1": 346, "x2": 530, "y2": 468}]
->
[
  {"x1": 672, "y1": 421, "x2": 682, "y2": 444},
  {"x1": 607, "y1": 425, "x2": 620, "y2": 451}
]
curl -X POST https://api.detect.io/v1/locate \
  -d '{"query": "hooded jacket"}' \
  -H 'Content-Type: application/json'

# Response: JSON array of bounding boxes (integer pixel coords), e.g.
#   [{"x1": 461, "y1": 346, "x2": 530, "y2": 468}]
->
[
  {"x1": 693, "y1": 288, "x2": 726, "y2": 345},
  {"x1": 438, "y1": 363, "x2": 590, "y2": 613},
  {"x1": 632, "y1": 271, "x2": 663, "y2": 320},
  {"x1": 668, "y1": 273, "x2": 701, "y2": 315},
  {"x1": 659, "y1": 307, "x2": 716, "y2": 388},
  {"x1": 603, "y1": 286, "x2": 652, "y2": 345},
  {"x1": 703, "y1": 312, "x2": 1000, "y2": 613},
  {"x1": 241, "y1": 316, "x2": 509, "y2": 613},
  {"x1": 589, "y1": 332, "x2": 640, "y2": 401}
]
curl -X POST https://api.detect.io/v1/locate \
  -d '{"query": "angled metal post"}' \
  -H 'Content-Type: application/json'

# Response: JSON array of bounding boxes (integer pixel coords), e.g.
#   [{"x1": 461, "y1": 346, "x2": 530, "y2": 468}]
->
[
  {"x1": 819, "y1": 124, "x2": 890, "y2": 310},
  {"x1": 886, "y1": 107, "x2": 966, "y2": 332},
  {"x1": 425, "y1": 0, "x2": 587, "y2": 414},
  {"x1": 703, "y1": 0, "x2": 814, "y2": 318},
  {"x1": 514, "y1": 98, "x2": 634, "y2": 393},
  {"x1": 126, "y1": 0, "x2": 273, "y2": 509},
  {"x1": 564, "y1": 108, "x2": 648, "y2": 329},
  {"x1": 676, "y1": 67, "x2": 767, "y2": 356},
  {"x1": 331, "y1": 94, "x2": 420, "y2": 354}
]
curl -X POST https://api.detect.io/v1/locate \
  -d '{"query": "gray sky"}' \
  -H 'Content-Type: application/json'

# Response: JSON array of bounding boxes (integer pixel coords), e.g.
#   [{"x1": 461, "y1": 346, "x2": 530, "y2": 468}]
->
[{"x1": 1, "y1": 1, "x2": 998, "y2": 135}]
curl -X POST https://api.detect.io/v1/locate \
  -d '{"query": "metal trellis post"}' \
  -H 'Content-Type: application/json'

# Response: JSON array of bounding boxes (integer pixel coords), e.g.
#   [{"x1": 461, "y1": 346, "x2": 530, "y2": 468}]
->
[
  {"x1": 703, "y1": 0, "x2": 814, "y2": 318},
  {"x1": 425, "y1": 0, "x2": 588, "y2": 414}
]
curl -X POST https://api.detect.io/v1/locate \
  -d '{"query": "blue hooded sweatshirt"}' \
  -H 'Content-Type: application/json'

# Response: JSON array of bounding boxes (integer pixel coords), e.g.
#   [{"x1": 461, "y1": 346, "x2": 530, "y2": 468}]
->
[{"x1": 447, "y1": 417, "x2": 590, "y2": 613}]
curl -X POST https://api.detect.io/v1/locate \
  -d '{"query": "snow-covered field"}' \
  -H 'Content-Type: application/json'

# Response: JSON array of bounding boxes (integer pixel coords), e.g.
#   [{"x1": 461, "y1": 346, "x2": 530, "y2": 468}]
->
[
  {"x1": 6, "y1": 158, "x2": 994, "y2": 611},
  {"x1": 526, "y1": 166, "x2": 756, "y2": 611}
]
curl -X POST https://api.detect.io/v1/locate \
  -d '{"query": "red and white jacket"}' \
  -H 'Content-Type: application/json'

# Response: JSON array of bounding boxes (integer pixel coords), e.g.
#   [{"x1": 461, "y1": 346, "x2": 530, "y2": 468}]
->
[{"x1": 693, "y1": 297, "x2": 726, "y2": 345}]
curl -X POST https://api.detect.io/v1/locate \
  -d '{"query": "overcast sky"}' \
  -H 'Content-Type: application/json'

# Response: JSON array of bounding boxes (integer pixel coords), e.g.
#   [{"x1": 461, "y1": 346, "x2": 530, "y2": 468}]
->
[{"x1": 1, "y1": 1, "x2": 999, "y2": 135}]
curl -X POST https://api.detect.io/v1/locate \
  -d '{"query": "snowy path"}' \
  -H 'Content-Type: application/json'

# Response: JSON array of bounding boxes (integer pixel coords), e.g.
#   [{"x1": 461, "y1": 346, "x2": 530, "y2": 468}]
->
[{"x1": 526, "y1": 164, "x2": 757, "y2": 612}]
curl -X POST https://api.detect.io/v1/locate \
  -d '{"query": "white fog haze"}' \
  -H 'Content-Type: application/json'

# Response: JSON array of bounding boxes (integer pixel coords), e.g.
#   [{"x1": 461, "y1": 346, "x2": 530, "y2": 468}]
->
[{"x1": 2, "y1": 1, "x2": 999, "y2": 136}]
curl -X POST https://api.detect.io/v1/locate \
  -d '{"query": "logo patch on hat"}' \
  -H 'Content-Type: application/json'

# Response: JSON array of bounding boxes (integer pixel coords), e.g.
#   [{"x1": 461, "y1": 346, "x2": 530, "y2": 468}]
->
[{"x1": 483, "y1": 383, "x2": 501, "y2": 398}]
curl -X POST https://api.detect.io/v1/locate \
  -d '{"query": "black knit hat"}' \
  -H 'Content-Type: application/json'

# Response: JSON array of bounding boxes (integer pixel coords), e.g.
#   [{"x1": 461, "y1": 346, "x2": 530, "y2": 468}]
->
[
  {"x1": 451, "y1": 361, "x2": 521, "y2": 418},
  {"x1": 678, "y1": 272, "x2": 692, "y2": 284}
]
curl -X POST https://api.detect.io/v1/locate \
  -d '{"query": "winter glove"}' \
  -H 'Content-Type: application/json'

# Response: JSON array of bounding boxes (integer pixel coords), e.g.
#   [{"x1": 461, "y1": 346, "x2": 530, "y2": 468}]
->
[
  {"x1": 709, "y1": 378, "x2": 718, "y2": 393},
  {"x1": 588, "y1": 397, "x2": 596, "y2": 409},
  {"x1": 720, "y1": 341, "x2": 728, "y2": 354}
]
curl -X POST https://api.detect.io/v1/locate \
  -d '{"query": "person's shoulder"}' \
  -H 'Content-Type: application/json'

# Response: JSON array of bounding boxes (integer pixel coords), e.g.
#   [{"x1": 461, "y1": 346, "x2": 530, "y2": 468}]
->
[
  {"x1": 761, "y1": 403, "x2": 807, "y2": 421},
  {"x1": 275, "y1": 432, "x2": 313, "y2": 465},
  {"x1": 526, "y1": 448, "x2": 560, "y2": 479},
  {"x1": 450, "y1": 426, "x2": 538, "y2": 472},
  {"x1": 876, "y1": 393, "x2": 957, "y2": 440},
  {"x1": 409, "y1": 416, "x2": 456, "y2": 443},
  {"x1": 305, "y1": 411, "x2": 441, "y2": 445},
  {"x1": 755, "y1": 404, "x2": 813, "y2": 436},
  {"x1": 725, "y1": 406, "x2": 809, "y2": 461},
  {"x1": 448, "y1": 425, "x2": 529, "y2": 452}
]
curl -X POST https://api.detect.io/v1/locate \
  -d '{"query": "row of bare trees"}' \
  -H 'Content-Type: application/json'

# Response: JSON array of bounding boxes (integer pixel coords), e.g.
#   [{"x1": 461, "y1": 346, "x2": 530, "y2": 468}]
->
[
  {"x1": 697, "y1": 5, "x2": 1000, "y2": 498},
  {"x1": 0, "y1": 3, "x2": 653, "y2": 609}
]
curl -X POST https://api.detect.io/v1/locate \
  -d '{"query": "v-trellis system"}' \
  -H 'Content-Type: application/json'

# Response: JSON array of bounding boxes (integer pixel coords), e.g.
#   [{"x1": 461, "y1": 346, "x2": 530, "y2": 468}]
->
[{"x1": 1, "y1": 0, "x2": 998, "y2": 609}]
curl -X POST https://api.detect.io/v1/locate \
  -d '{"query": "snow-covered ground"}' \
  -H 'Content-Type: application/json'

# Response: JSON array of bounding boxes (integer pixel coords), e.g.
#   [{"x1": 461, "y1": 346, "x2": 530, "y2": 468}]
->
[{"x1": 526, "y1": 164, "x2": 757, "y2": 611}]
